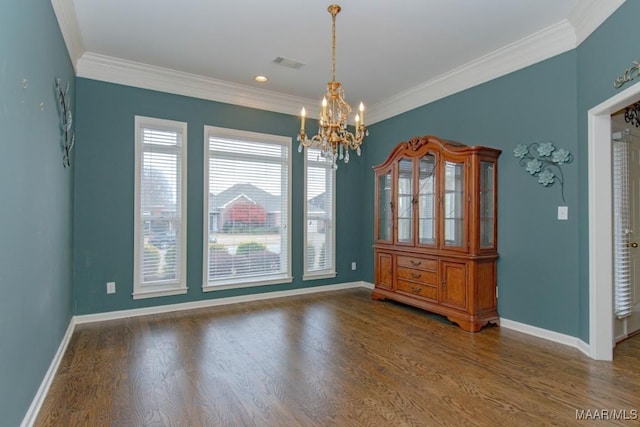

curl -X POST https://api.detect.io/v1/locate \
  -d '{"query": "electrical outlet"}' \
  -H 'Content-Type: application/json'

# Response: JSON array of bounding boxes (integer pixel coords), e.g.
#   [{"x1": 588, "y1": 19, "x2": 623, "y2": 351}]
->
[
  {"x1": 106, "y1": 281, "x2": 116, "y2": 294},
  {"x1": 351, "y1": 262, "x2": 357, "y2": 271}
]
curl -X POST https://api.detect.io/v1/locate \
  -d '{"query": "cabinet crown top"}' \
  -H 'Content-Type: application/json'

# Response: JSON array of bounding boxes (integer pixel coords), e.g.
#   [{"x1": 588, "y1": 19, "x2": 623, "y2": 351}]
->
[{"x1": 373, "y1": 134, "x2": 501, "y2": 171}]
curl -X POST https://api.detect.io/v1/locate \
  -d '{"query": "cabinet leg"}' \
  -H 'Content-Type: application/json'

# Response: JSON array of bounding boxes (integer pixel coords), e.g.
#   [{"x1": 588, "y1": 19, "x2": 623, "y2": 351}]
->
[
  {"x1": 371, "y1": 291, "x2": 387, "y2": 301},
  {"x1": 447, "y1": 317, "x2": 476, "y2": 332},
  {"x1": 447, "y1": 316, "x2": 485, "y2": 333}
]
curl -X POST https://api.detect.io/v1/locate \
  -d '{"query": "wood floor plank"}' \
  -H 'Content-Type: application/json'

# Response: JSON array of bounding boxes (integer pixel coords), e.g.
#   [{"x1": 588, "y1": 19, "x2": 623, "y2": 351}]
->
[{"x1": 35, "y1": 289, "x2": 640, "y2": 426}]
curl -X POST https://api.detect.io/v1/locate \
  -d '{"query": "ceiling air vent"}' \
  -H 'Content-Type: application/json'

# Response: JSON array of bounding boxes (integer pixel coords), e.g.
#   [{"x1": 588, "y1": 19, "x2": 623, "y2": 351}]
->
[{"x1": 273, "y1": 57, "x2": 306, "y2": 69}]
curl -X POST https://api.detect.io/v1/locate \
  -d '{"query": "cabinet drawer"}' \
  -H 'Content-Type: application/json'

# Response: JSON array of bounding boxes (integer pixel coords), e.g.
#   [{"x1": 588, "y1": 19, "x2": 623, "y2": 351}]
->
[
  {"x1": 397, "y1": 280, "x2": 437, "y2": 301},
  {"x1": 397, "y1": 256, "x2": 437, "y2": 271},
  {"x1": 397, "y1": 267, "x2": 437, "y2": 285}
]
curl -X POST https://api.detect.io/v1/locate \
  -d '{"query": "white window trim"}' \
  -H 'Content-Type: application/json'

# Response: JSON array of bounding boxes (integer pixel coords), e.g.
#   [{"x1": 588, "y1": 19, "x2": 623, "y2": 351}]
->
[
  {"x1": 303, "y1": 149, "x2": 337, "y2": 281},
  {"x1": 133, "y1": 116, "x2": 188, "y2": 299},
  {"x1": 202, "y1": 126, "x2": 292, "y2": 292}
]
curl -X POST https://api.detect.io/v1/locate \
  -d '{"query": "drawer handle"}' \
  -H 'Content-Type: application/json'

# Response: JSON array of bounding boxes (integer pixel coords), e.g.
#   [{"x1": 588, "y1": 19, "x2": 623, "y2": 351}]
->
[
  {"x1": 410, "y1": 260, "x2": 422, "y2": 267},
  {"x1": 410, "y1": 285, "x2": 421, "y2": 293},
  {"x1": 410, "y1": 272, "x2": 422, "y2": 279}
]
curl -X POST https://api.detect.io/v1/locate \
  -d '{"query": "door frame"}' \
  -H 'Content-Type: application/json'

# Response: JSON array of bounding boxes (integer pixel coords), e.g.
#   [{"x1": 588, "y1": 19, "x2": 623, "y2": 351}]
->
[{"x1": 588, "y1": 81, "x2": 640, "y2": 360}]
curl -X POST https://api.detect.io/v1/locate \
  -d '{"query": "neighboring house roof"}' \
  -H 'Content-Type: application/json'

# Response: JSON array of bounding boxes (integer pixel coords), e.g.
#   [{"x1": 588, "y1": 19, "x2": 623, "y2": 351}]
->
[
  {"x1": 221, "y1": 193, "x2": 258, "y2": 209},
  {"x1": 211, "y1": 183, "x2": 281, "y2": 213},
  {"x1": 308, "y1": 192, "x2": 327, "y2": 211},
  {"x1": 209, "y1": 183, "x2": 325, "y2": 216},
  {"x1": 307, "y1": 191, "x2": 326, "y2": 217}
]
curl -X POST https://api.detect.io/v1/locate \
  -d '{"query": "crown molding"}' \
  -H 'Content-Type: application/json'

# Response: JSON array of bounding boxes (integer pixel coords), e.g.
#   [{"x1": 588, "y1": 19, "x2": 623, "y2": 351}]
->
[
  {"x1": 366, "y1": 20, "x2": 576, "y2": 125},
  {"x1": 569, "y1": 0, "x2": 625, "y2": 46},
  {"x1": 57, "y1": 1, "x2": 624, "y2": 124},
  {"x1": 50, "y1": 0, "x2": 84, "y2": 72},
  {"x1": 76, "y1": 52, "x2": 318, "y2": 118},
  {"x1": 367, "y1": 1, "x2": 624, "y2": 124}
]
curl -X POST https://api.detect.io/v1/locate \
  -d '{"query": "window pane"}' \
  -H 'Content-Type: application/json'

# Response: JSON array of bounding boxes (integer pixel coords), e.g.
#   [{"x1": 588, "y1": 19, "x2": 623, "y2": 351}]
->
[
  {"x1": 444, "y1": 161, "x2": 464, "y2": 246},
  {"x1": 480, "y1": 161, "x2": 495, "y2": 248},
  {"x1": 378, "y1": 172, "x2": 392, "y2": 241},
  {"x1": 397, "y1": 159, "x2": 413, "y2": 243},
  {"x1": 134, "y1": 117, "x2": 187, "y2": 298},
  {"x1": 305, "y1": 148, "x2": 335, "y2": 275},
  {"x1": 142, "y1": 131, "x2": 181, "y2": 283},
  {"x1": 205, "y1": 127, "x2": 290, "y2": 287},
  {"x1": 418, "y1": 154, "x2": 436, "y2": 245}
]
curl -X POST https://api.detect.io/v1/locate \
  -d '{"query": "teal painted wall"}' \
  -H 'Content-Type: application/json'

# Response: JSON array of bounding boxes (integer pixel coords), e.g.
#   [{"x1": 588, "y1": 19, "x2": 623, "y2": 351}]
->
[
  {"x1": 4, "y1": 3, "x2": 635, "y2": 422},
  {"x1": 73, "y1": 79, "x2": 363, "y2": 314},
  {"x1": 575, "y1": 0, "x2": 640, "y2": 342},
  {"x1": 0, "y1": 1, "x2": 75, "y2": 426},
  {"x1": 360, "y1": 52, "x2": 580, "y2": 336}
]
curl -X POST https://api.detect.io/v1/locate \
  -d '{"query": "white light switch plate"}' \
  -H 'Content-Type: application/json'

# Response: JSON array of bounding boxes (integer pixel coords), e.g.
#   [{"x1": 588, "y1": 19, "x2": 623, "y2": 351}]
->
[{"x1": 558, "y1": 206, "x2": 568, "y2": 220}]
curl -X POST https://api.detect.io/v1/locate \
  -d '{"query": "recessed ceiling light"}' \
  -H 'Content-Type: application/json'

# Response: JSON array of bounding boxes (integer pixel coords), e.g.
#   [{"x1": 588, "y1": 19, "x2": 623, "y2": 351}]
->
[{"x1": 255, "y1": 75, "x2": 268, "y2": 83}]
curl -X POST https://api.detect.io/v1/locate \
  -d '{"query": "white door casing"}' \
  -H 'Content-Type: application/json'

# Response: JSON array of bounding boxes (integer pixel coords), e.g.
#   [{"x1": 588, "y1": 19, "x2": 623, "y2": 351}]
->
[
  {"x1": 613, "y1": 122, "x2": 640, "y2": 340},
  {"x1": 589, "y1": 80, "x2": 640, "y2": 360},
  {"x1": 625, "y1": 131, "x2": 640, "y2": 336}
]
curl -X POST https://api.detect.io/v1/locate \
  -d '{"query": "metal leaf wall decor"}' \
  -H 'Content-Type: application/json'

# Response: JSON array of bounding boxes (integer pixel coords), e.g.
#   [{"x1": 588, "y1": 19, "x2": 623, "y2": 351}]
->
[
  {"x1": 514, "y1": 141, "x2": 573, "y2": 203},
  {"x1": 55, "y1": 78, "x2": 75, "y2": 168}
]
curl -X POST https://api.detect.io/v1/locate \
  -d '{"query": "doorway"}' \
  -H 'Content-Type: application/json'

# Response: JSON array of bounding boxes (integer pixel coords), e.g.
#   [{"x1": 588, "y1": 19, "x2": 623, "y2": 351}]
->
[
  {"x1": 612, "y1": 112, "x2": 640, "y2": 342},
  {"x1": 588, "y1": 81, "x2": 640, "y2": 361}
]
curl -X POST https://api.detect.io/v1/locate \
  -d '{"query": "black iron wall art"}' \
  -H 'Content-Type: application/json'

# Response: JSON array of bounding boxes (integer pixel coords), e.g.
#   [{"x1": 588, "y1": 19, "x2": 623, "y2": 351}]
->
[
  {"x1": 624, "y1": 102, "x2": 640, "y2": 128},
  {"x1": 55, "y1": 78, "x2": 75, "y2": 168}
]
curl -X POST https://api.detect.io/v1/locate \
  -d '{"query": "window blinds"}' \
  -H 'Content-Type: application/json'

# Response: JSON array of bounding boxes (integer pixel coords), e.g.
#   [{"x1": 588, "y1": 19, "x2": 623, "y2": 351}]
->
[
  {"x1": 205, "y1": 127, "x2": 290, "y2": 286},
  {"x1": 140, "y1": 126, "x2": 183, "y2": 285},
  {"x1": 305, "y1": 148, "x2": 335, "y2": 274},
  {"x1": 613, "y1": 137, "x2": 632, "y2": 319}
]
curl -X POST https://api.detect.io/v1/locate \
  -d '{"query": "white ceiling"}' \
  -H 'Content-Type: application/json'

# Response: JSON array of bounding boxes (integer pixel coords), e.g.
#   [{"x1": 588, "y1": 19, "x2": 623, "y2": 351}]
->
[{"x1": 52, "y1": 0, "x2": 624, "y2": 124}]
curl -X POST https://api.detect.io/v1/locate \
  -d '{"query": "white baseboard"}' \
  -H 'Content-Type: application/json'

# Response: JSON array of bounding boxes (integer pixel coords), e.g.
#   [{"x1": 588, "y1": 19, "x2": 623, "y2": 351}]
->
[
  {"x1": 21, "y1": 317, "x2": 77, "y2": 427},
  {"x1": 500, "y1": 318, "x2": 591, "y2": 357},
  {"x1": 576, "y1": 339, "x2": 590, "y2": 356},
  {"x1": 75, "y1": 281, "x2": 374, "y2": 324}
]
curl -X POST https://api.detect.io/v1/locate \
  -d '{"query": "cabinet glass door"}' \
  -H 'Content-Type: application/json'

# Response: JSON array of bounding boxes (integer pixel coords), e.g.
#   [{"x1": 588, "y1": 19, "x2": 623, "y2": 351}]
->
[
  {"x1": 418, "y1": 154, "x2": 436, "y2": 245},
  {"x1": 443, "y1": 161, "x2": 465, "y2": 247},
  {"x1": 397, "y1": 159, "x2": 414, "y2": 243},
  {"x1": 377, "y1": 172, "x2": 392, "y2": 242},
  {"x1": 479, "y1": 161, "x2": 495, "y2": 248}
]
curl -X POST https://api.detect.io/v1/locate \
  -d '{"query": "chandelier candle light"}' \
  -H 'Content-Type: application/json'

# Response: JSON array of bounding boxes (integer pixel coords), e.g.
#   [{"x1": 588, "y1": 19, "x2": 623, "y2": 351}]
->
[{"x1": 298, "y1": 4, "x2": 368, "y2": 168}]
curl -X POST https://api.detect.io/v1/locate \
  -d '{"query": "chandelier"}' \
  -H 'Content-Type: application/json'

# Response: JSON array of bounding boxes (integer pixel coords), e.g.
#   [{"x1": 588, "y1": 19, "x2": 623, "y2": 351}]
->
[{"x1": 297, "y1": 4, "x2": 368, "y2": 168}]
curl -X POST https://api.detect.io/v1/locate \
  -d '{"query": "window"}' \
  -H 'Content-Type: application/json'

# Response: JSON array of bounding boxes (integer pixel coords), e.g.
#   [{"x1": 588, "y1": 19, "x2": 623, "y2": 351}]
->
[
  {"x1": 134, "y1": 116, "x2": 188, "y2": 299},
  {"x1": 203, "y1": 126, "x2": 292, "y2": 290},
  {"x1": 304, "y1": 148, "x2": 336, "y2": 279}
]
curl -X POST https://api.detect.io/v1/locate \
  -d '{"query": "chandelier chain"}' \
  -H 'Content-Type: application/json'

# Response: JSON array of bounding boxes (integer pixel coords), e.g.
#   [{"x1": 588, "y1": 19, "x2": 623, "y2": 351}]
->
[{"x1": 331, "y1": 7, "x2": 337, "y2": 82}]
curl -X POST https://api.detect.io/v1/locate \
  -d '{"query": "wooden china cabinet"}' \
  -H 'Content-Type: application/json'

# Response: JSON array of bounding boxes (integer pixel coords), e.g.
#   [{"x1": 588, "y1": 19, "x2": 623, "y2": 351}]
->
[{"x1": 373, "y1": 135, "x2": 501, "y2": 332}]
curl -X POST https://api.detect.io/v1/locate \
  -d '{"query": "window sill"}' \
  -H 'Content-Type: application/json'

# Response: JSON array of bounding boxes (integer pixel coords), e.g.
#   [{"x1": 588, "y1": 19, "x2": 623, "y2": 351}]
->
[
  {"x1": 203, "y1": 275, "x2": 293, "y2": 292},
  {"x1": 132, "y1": 286, "x2": 188, "y2": 300},
  {"x1": 303, "y1": 271, "x2": 337, "y2": 281}
]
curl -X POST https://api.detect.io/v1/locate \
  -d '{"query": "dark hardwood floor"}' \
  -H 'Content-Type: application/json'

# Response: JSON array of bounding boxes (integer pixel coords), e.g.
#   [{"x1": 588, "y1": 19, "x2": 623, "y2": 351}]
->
[{"x1": 36, "y1": 288, "x2": 640, "y2": 426}]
